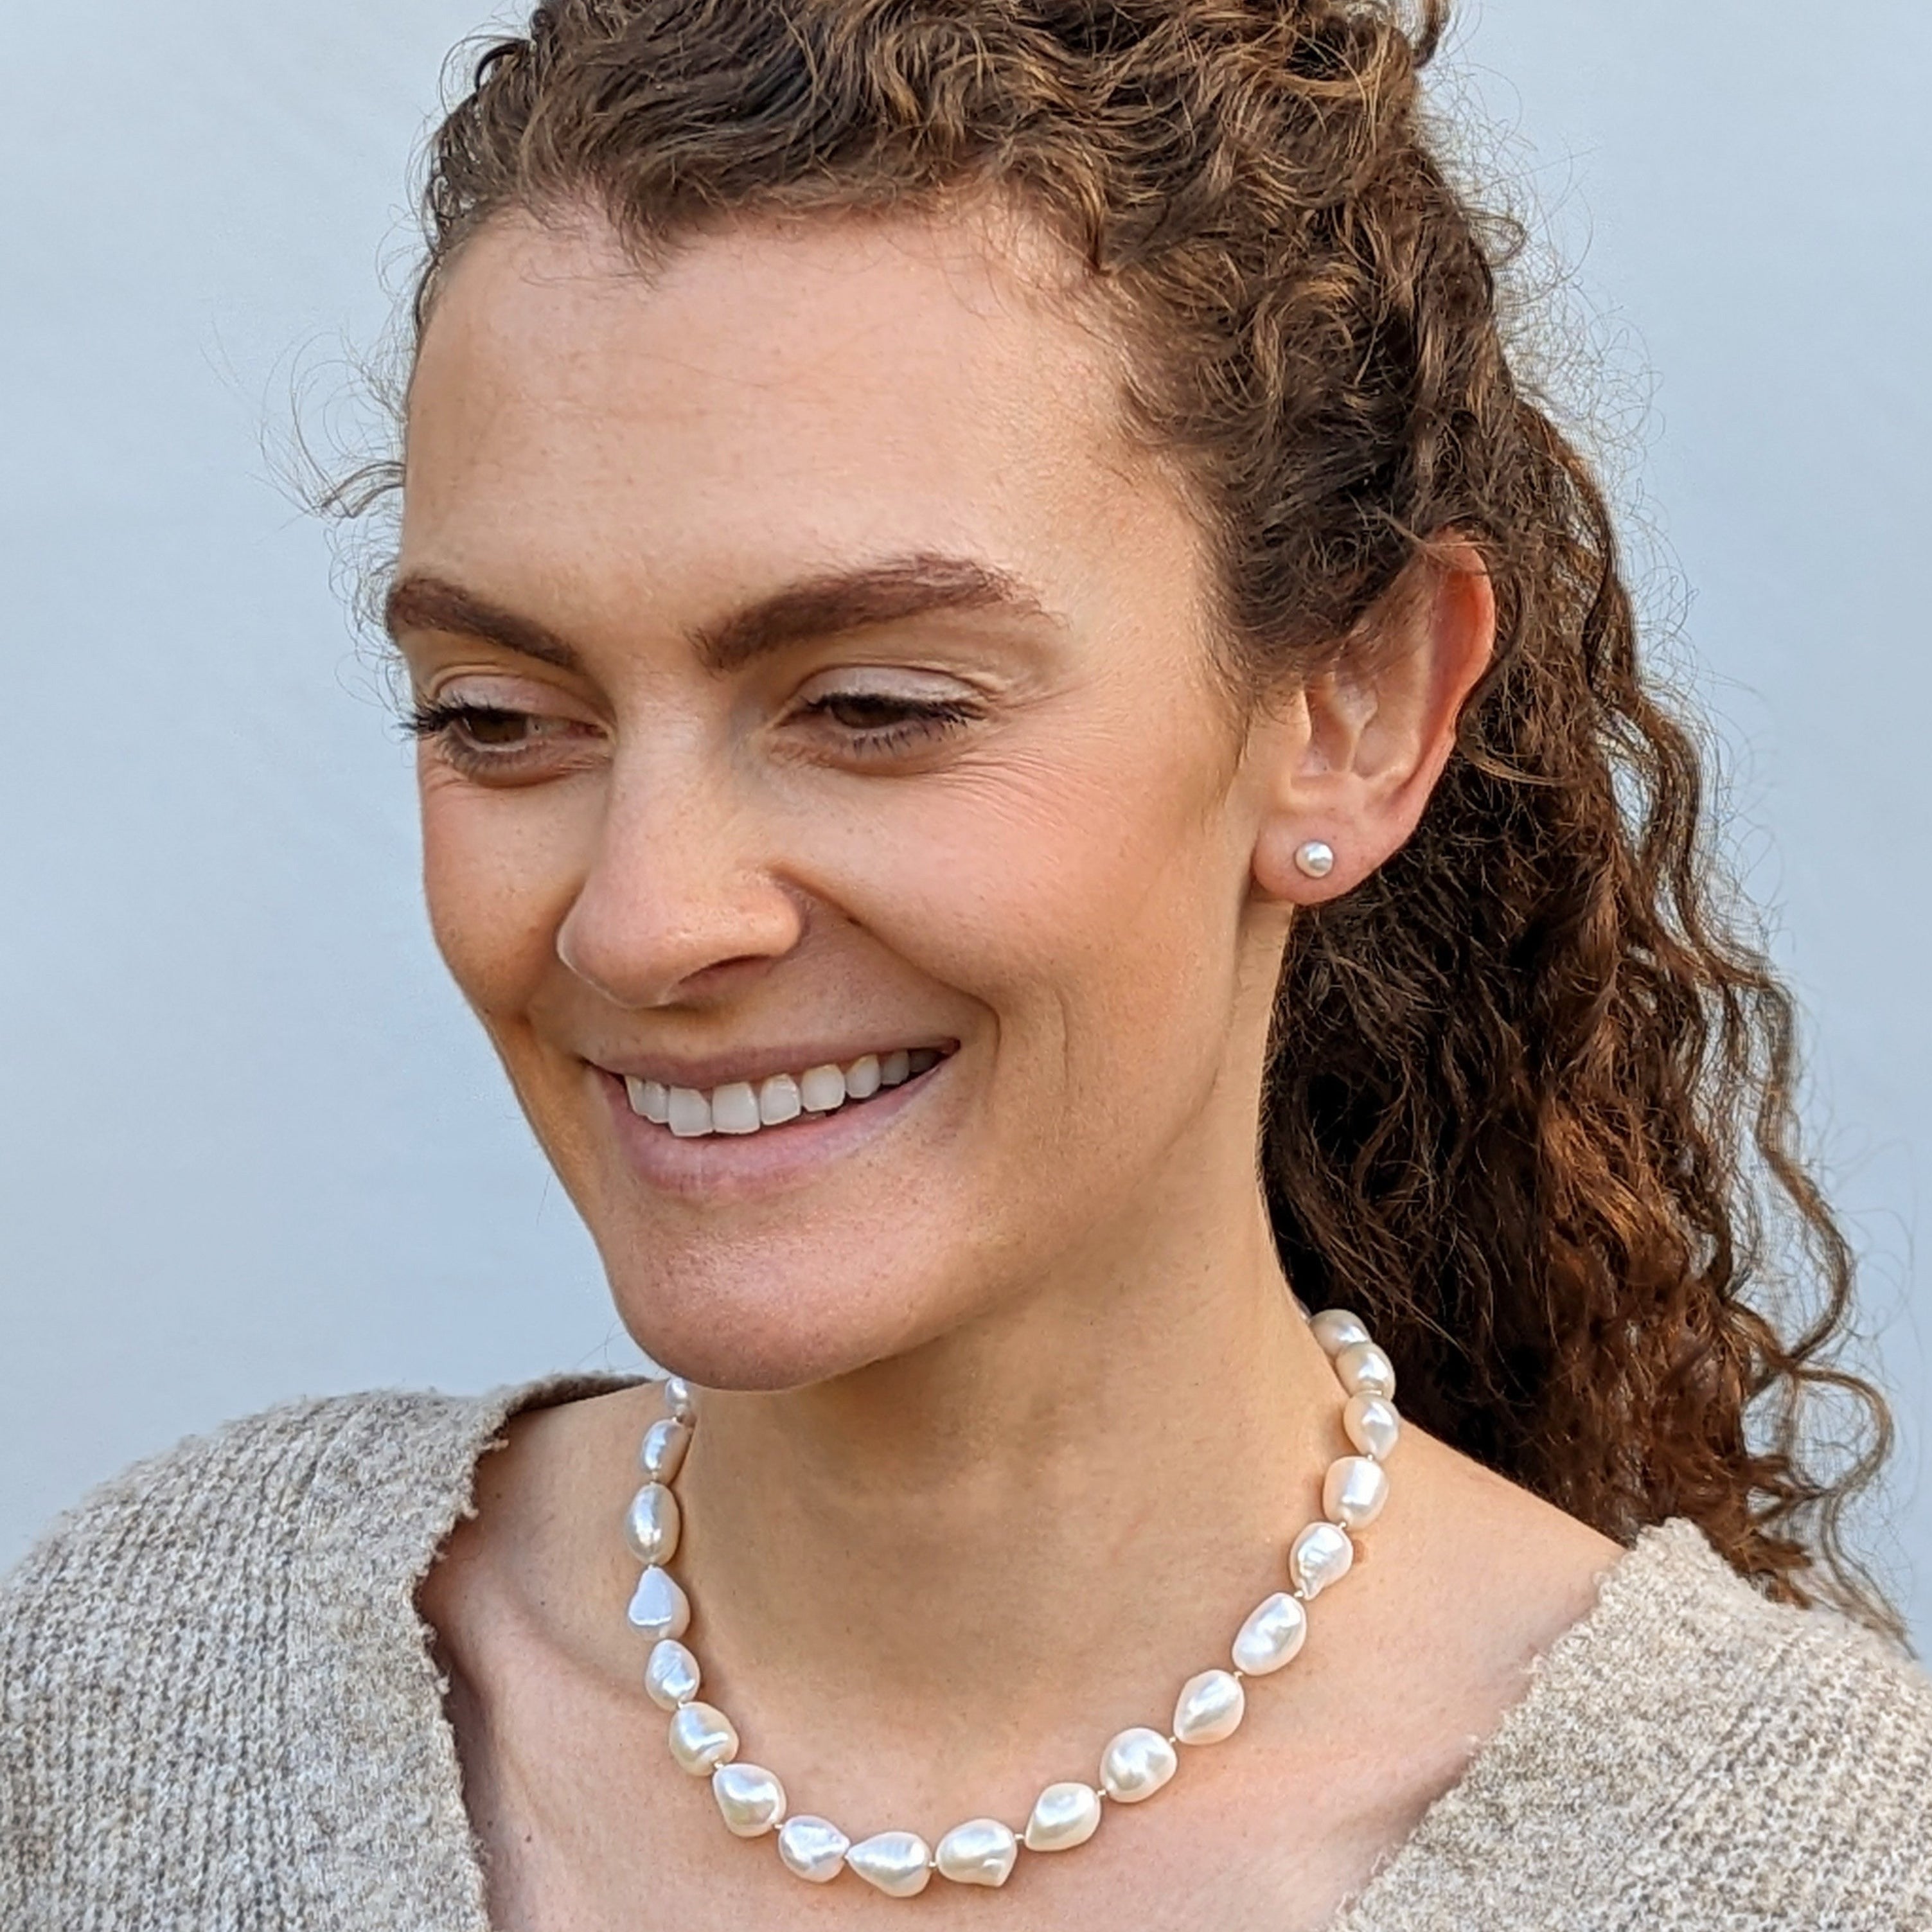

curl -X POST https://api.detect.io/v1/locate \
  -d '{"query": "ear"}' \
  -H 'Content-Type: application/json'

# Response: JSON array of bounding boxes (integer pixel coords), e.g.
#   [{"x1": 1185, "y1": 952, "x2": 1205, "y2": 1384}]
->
[{"x1": 1249, "y1": 539, "x2": 1495, "y2": 904}]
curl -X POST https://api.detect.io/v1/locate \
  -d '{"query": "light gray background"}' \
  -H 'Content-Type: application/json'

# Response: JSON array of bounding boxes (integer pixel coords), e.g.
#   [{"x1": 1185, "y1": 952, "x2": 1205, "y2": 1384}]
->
[{"x1": 4, "y1": 3, "x2": 1928, "y2": 1642}]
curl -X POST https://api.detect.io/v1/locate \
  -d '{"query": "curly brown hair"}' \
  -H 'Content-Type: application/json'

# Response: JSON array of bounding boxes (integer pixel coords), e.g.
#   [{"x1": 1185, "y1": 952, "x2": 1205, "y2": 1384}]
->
[{"x1": 398, "y1": 0, "x2": 1899, "y2": 1634}]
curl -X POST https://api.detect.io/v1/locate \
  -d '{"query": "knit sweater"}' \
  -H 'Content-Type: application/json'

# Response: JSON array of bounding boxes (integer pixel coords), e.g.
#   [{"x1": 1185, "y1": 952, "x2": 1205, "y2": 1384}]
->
[{"x1": 2, "y1": 1383, "x2": 1929, "y2": 1930}]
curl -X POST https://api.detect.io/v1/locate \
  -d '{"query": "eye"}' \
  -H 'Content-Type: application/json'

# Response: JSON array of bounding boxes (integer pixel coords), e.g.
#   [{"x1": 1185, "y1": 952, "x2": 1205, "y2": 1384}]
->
[
  {"x1": 793, "y1": 678, "x2": 982, "y2": 759},
  {"x1": 808, "y1": 691, "x2": 973, "y2": 731},
  {"x1": 407, "y1": 698, "x2": 603, "y2": 779}
]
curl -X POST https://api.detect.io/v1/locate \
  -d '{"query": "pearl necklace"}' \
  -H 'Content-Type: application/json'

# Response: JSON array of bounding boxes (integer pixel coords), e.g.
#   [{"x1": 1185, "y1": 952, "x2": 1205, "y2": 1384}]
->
[{"x1": 623, "y1": 1309, "x2": 1399, "y2": 1896}]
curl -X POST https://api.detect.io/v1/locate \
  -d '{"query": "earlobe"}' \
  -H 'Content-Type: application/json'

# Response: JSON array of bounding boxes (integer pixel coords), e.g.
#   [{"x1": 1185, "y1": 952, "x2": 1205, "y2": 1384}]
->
[
  {"x1": 1248, "y1": 540, "x2": 1495, "y2": 906},
  {"x1": 1253, "y1": 820, "x2": 1352, "y2": 904}
]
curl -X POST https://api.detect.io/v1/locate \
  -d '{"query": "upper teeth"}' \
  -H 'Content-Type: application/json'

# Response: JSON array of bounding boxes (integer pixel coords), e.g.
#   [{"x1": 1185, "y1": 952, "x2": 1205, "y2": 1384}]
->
[{"x1": 625, "y1": 1049, "x2": 942, "y2": 1139}]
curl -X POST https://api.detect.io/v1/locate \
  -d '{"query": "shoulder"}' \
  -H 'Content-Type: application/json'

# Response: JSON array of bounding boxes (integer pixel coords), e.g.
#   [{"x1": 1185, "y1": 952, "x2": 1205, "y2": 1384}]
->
[
  {"x1": 1356, "y1": 1519, "x2": 1932, "y2": 1931},
  {"x1": 1578, "y1": 1518, "x2": 1932, "y2": 1785},
  {"x1": 1645, "y1": 1535, "x2": 1932, "y2": 1926},
  {"x1": 0, "y1": 1379, "x2": 622, "y2": 1926},
  {"x1": 1, "y1": 1387, "x2": 507, "y2": 1667}
]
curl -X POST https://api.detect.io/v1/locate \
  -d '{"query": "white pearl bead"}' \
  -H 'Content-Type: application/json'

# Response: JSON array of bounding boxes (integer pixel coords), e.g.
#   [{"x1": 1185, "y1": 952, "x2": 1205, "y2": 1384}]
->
[
  {"x1": 1323, "y1": 1453, "x2": 1390, "y2": 1530},
  {"x1": 639, "y1": 1417, "x2": 692, "y2": 1483},
  {"x1": 711, "y1": 1761, "x2": 786, "y2": 1836},
  {"x1": 935, "y1": 1818, "x2": 1019, "y2": 1886},
  {"x1": 667, "y1": 1700, "x2": 738, "y2": 1775},
  {"x1": 1099, "y1": 1726, "x2": 1178, "y2": 1802},
  {"x1": 1289, "y1": 1520, "x2": 1354, "y2": 1598},
  {"x1": 1343, "y1": 1390, "x2": 1401, "y2": 1462},
  {"x1": 777, "y1": 1815, "x2": 850, "y2": 1883},
  {"x1": 626, "y1": 1566, "x2": 690, "y2": 1643},
  {"x1": 1332, "y1": 1340, "x2": 1396, "y2": 1400},
  {"x1": 644, "y1": 1638, "x2": 701, "y2": 1711},
  {"x1": 625, "y1": 1483, "x2": 681, "y2": 1566},
  {"x1": 1309, "y1": 1308, "x2": 1372, "y2": 1357},
  {"x1": 1024, "y1": 1782, "x2": 1103, "y2": 1852},
  {"x1": 1232, "y1": 1591, "x2": 1308, "y2": 1675},
  {"x1": 846, "y1": 1831, "x2": 934, "y2": 1897},
  {"x1": 662, "y1": 1376, "x2": 697, "y2": 1423},
  {"x1": 1172, "y1": 1668, "x2": 1246, "y2": 1745}
]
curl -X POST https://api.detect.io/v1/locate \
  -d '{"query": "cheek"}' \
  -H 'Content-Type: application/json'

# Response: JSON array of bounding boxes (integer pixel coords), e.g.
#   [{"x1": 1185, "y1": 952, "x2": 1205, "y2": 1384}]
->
[
  {"x1": 418, "y1": 765, "x2": 587, "y2": 1024},
  {"x1": 824, "y1": 738, "x2": 1245, "y2": 1099}
]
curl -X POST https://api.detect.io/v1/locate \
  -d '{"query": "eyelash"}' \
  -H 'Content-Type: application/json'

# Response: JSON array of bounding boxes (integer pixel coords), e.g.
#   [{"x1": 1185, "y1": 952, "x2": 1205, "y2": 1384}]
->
[
  {"x1": 403, "y1": 691, "x2": 980, "y2": 770},
  {"x1": 796, "y1": 690, "x2": 980, "y2": 755},
  {"x1": 405, "y1": 700, "x2": 554, "y2": 750},
  {"x1": 407, "y1": 700, "x2": 495, "y2": 738}
]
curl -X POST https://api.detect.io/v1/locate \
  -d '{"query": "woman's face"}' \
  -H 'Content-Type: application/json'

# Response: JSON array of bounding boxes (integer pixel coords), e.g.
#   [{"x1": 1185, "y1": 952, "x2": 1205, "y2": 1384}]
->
[{"x1": 394, "y1": 208, "x2": 1298, "y2": 1389}]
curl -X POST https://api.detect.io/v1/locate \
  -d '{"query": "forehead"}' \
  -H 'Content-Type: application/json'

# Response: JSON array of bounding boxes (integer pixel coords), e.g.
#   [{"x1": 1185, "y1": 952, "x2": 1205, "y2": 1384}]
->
[{"x1": 400, "y1": 207, "x2": 1187, "y2": 621}]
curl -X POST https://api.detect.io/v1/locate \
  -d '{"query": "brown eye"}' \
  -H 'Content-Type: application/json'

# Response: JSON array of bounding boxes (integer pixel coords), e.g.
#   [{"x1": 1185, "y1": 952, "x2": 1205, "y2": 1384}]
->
[
  {"x1": 406, "y1": 698, "x2": 602, "y2": 781},
  {"x1": 817, "y1": 693, "x2": 935, "y2": 731},
  {"x1": 408, "y1": 701, "x2": 546, "y2": 749},
  {"x1": 457, "y1": 707, "x2": 540, "y2": 746},
  {"x1": 798, "y1": 689, "x2": 980, "y2": 752}
]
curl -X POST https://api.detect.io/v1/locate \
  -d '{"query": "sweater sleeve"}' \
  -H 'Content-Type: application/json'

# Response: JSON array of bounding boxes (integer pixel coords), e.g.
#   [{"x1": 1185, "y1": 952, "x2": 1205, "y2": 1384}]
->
[
  {"x1": 1624, "y1": 1595, "x2": 1932, "y2": 1929},
  {"x1": 0, "y1": 1392, "x2": 503, "y2": 1932},
  {"x1": 1324, "y1": 1517, "x2": 1932, "y2": 1932}
]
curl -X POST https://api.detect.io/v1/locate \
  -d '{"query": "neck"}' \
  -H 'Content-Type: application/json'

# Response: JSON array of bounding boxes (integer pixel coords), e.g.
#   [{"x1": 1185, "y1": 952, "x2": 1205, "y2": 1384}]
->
[{"x1": 671, "y1": 1148, "x2": 1343, "y2": 1819}]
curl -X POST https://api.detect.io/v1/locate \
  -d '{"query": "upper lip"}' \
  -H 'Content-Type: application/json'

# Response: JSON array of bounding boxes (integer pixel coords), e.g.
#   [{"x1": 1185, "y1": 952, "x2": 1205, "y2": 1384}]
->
[{"x1": 589, "y1": 1040, "x2": 959, "y2": 1092}]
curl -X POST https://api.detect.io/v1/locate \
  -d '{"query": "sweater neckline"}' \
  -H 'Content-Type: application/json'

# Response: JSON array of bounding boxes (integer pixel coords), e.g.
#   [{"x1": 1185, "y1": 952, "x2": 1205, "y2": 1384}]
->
[
  {"x1": 1326, "y1": 1512, "x2": 1775, "y2": 1928},
  {"x1": 393, "y1": 1378, "x2": 1753, "y2": 1930}
]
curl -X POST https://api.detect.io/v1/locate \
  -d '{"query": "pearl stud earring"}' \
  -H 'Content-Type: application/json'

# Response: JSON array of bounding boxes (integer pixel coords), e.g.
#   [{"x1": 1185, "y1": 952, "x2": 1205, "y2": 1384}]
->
[{"x1": 1294, "y1": 840, "x2": 1336, "y2": 880}]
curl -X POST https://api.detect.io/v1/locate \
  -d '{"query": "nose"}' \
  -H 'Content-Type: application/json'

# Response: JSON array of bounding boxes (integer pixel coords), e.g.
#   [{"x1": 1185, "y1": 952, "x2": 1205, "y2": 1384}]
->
[{"x1": 555, "y1": 755, "x2": 805, "y2": 1008}]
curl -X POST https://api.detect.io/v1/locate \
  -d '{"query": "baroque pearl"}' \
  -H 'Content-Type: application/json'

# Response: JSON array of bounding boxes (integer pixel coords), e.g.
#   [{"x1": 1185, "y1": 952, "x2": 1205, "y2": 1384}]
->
[
  {"x1": 1332, "y1": 1340, "x2": 1396, "y2": 1400},
  {"x1": 1024, "y1": 1782, "x2": 1103, "y2": 1852},
  {"x1": 1173, "y1": 1669, "x2": 1246, "y2": 1745},
  {"x1": 627, "y1": 1566, "x2": 690, "y2": 1643},
  {"x1": 668, "y1": 1701, "x2": 738, "y2": 1775},
  {"x1": 1232, "y1": 1591, "x2": 1307, "y2": 1675},
  {"x1": 1100, "y1": 1726, "x2": 1178, "y2": 1802},
  {"x1": 644, "y1": 1638, "x2": 701, "y2": 1711},
  {"x1": 625, "y1": 1483, "x2": 681, "y2": 1566},
  {"x1": 639, "y1": 1417, "x2": 692, "y2": 1484},
  {"x1": 935, "y1": 1818, "x2": 1019, "y2": 1886},
  {"x1": 1343, "y1": 1390, "x2": 1401, "y2": 1462},
  {"x1": 777, "y1": 1814, "x2": 850, "y2": 1883},
  {"x1": 1310, "y1": 1308, "x2": 1371, "y2": 1357},
  {"x1": 846, "y1": 1831, "x2": 933, "y2": 1897},
  {"x1": 619, "y1": 1309, "x2": 1401, "y2": 1888},
  {"x1": 1290, "y1": 1520, "x2": 1354, "y2": 1599},
  {"x1": 1324, "y1": 1454, "x2": 1390, "y2": 1530},
  {"x1": 712, "y1": 1761, "x2": 786, "y2": 1837}
]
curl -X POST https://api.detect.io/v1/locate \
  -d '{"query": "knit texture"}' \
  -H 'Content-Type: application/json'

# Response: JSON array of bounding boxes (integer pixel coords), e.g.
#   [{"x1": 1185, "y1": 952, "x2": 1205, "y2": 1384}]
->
[{"x1": 3, "y1": 1385, "x2": 1929, "y2": 1929}]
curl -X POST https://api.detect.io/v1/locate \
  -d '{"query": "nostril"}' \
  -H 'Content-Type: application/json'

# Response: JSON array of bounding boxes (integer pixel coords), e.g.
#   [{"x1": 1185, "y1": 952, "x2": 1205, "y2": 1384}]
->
[
  {"x1": 554, "y1": 855, "x2": 806, "y2": 1008},
  {"x1": 558, "y1": 928, "x2": 786, "y2": 1010}
]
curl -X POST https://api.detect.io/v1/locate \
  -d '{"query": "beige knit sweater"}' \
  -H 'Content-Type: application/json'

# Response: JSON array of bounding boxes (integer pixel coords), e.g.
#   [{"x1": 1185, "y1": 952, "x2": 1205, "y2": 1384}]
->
[{"x1": 3, "y1": 1381, "x2": 1930, "y2": 1929}]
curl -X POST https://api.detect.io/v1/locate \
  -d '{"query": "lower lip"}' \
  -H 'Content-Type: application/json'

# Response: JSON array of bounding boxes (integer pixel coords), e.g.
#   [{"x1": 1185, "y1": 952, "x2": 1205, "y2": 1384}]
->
[{"x1": 597, "y1": 1061, "x2": 946, "y2": 1201}]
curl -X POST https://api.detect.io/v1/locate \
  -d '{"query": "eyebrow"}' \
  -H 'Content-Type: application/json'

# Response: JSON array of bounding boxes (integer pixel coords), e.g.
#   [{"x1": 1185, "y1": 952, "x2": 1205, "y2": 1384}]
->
[
  {"x1": 384, "y1": 554, "x2": 1059, "y2": 675},
  {"x1": 691, "y1": 554, "x2": 1056, "y2": 671},
  {"x1": 384, "y1": 575, "x2": 581, "y2": 669}
]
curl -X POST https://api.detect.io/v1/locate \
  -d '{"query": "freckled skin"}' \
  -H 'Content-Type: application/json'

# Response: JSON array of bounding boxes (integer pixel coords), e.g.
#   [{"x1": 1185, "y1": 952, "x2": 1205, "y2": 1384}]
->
[
  {"x1": 402, "y1": 208, "x2": 1623, "y2": 1932},
  {"x1": 402, "y1": 210, "x2": 1278, "y2": 1388}
]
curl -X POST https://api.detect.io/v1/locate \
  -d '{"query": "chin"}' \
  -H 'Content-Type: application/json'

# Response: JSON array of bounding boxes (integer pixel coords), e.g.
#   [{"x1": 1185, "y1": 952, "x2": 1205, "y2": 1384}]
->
[
  {"x1": 557, "y1": 1052, "x2": 1018, "y2": 1390},
  {"x1": 595, "y1": 1237, "x2": 977, "y2": 1392}
]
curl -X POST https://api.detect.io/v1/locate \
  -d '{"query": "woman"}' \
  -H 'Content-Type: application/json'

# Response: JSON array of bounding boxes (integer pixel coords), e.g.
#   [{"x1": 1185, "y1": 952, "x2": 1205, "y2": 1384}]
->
[{"x1": 3, "y1": 1, "x2": 1928, "y2": 1925}]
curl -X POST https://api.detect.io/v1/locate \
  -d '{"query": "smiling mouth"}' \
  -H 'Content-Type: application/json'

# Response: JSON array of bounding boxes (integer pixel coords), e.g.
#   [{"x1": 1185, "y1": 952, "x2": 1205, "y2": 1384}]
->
[{"x1": 621, "y1": 1048, "x2": 948, "y2": 1141}]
